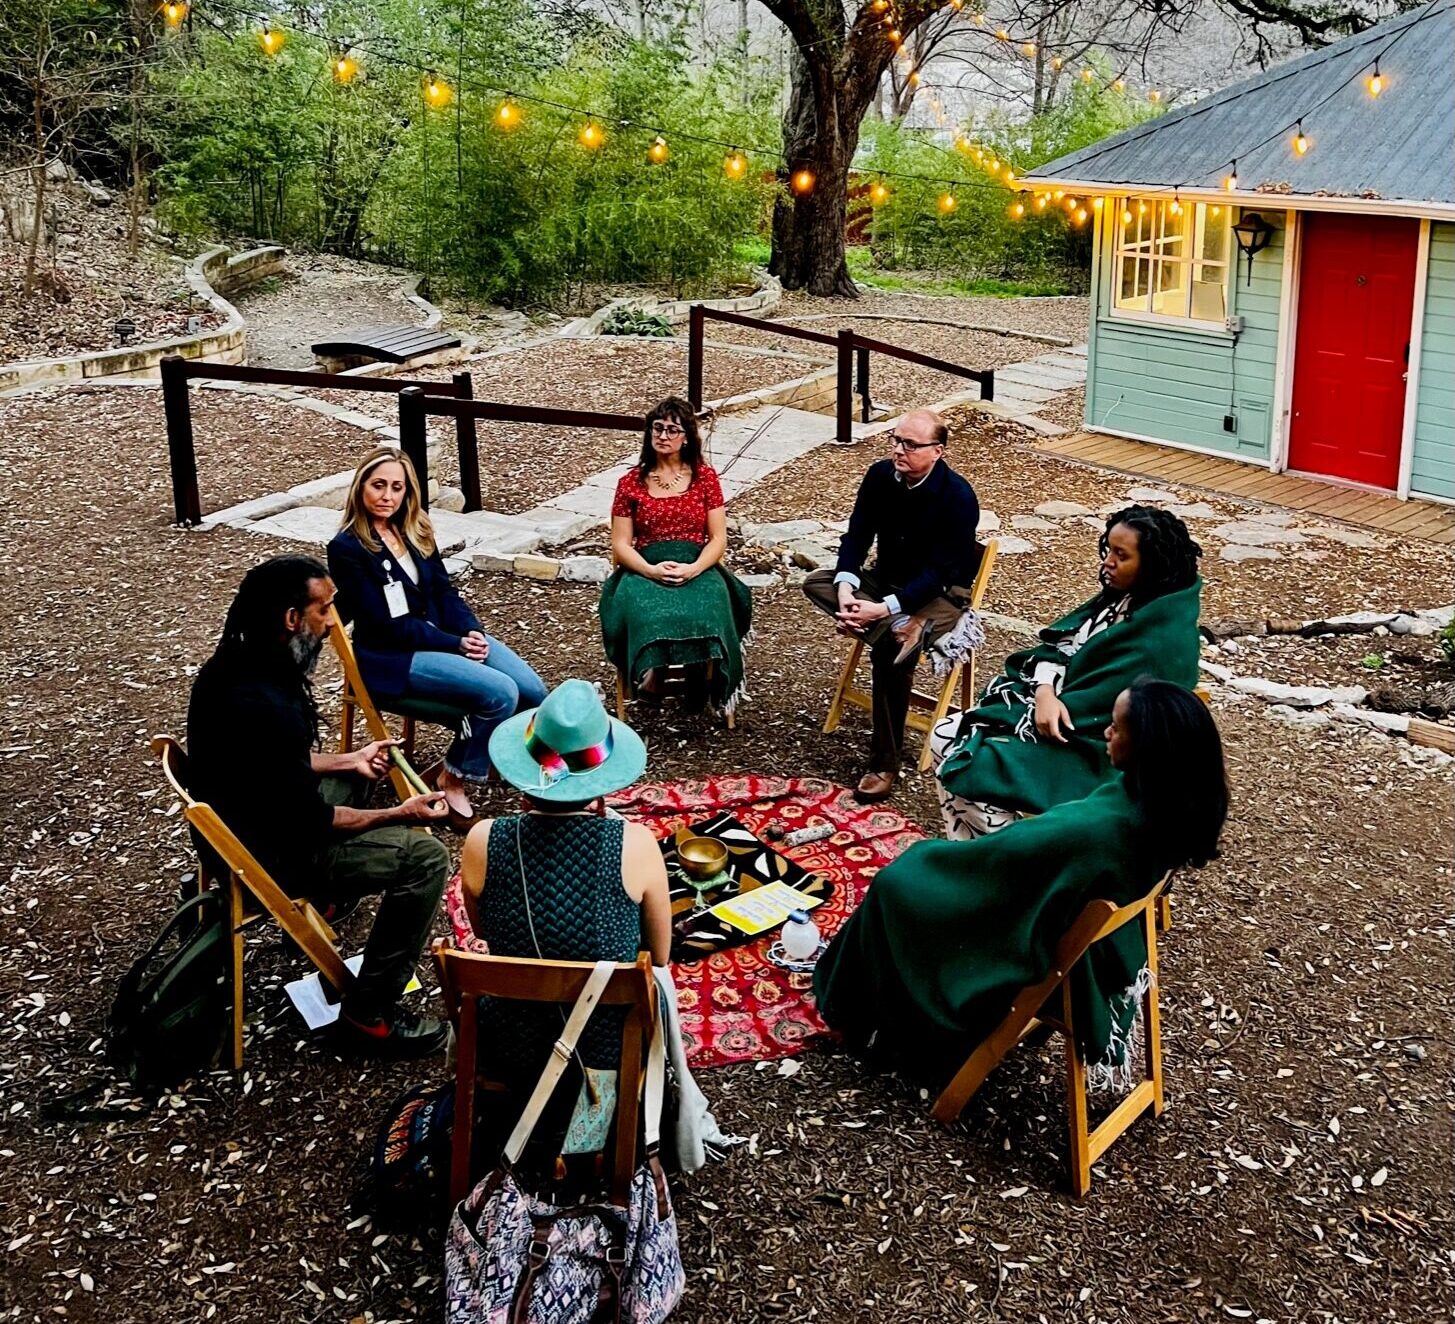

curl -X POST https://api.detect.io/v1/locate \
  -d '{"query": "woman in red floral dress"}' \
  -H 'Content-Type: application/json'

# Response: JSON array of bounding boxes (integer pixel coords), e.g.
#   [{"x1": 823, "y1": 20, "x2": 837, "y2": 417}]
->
[{"x1": 599, "y1": 397, "x2": 752, "y2": 714}]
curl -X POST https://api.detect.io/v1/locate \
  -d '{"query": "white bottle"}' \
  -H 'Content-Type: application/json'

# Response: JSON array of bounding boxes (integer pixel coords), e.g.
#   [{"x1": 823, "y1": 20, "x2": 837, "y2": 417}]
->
[{"x1": 781, "y1": 909, "x2": 821, "y2": 961}]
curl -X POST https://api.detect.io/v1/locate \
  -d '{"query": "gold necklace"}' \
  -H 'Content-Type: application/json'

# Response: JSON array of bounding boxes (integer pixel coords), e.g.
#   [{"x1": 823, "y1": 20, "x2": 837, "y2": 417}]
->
[{"x1": 649, "y1": 466, "x2": 688, "y2": 493}]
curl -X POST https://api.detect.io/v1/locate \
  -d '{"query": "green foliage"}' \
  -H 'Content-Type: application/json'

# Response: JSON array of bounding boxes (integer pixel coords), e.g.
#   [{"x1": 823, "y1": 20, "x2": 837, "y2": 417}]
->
[
  {"x1": 1361, "y1": 653, "x2": 1387, "y2": 671},
  {"x1": 1439, "y1": 619, "x2": 1455, "y2": 668},
  {"x1": 145, "y1": 5, "x2": 776, "y2": 307},
  {"x1": 857, "y1": 79, "x2": 1158, "y2": 287},
  {"x1": 600, "y1": 306, "x2": 674, "y2": 336}
]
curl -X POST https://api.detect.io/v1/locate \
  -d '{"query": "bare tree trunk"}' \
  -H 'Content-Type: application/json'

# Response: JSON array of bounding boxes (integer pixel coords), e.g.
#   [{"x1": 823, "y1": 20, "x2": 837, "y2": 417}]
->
[
  {"x1": 24, "y1": 88, "x2": 46, "y2": 298},
  {"x1": 768, "y1": 52, "x2": 858, "y2": 297}
]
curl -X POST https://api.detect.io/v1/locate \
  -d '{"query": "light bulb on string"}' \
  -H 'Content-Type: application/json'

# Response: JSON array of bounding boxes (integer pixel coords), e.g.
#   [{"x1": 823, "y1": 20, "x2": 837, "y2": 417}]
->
[
  {"x1": 648, "y1": 135, "x2": 669, "y2": 163},
  {"x1": 1121, "y1": 205, "x2": 1132, "y2": 224},
  {"x1": 870, "y1": 180, "x2": 890, "y2": 206},
  {"x1": 1091, "y1": 196, "x2": 1104, "y2": 211},
  {"x1": 1113, "y1": 78, "x2": 1126, "y2": 93},
  {"x1": 1223, "y1": 160, "x2": 1238, "y2": 191},
  {"x1": 791, "y1": 168, "x2": 815, "y2": 194},
  {"x1": 1366, "y1": 60, "x2": 1384, "y2": 97},
  {"x1": 578, "y1": 122, "x2": 605, "y2": 150},
  {"x1": 258, "y1": 26, "x2": 284, "y2": 54},
  {"x1": 1034, "y1": 194, "x2": 1047, "y2": 211},
  {"x1": 1008, "y1": 200, "x2": 1024, "y2": 219},
  {"x1": 1021, "y1": 42, "x2": 1035, "y2": 57},
  {"x1": 1210, "y1": 204, "x2": 1222, "y2": 217},
  {"x1": 994, "y1": 28, "x2": 1009, "y2": 41},
  {"x1": 949, "y1": 0, "x2": 963, "y2": 9},
  {"x1": 1063, "y1": 195, "x2": 1078, "y2": 212},
  {"x1": 1002, "y1": 167, "x2": 1016, "y2": 184},
  {"x1": 908, "y1": 70, "x2": 920, "y2": 85},
  {"x1": 1051, "y1": 56, "x2": 1063, "y2": 70},
  {"x1": 1292, "y1": 121, "x2": 1309, "y2": 155},
  {"x1": 1051, "y1": 189, "x2": 1064, "y2": 202},
  {"x1": 724, "y1": 148, "x2": 748, "y2": 179},
  {"x1": 1073, "y1": 207, "x2": 1088, "y2": 225},
  {"x1": 1147, "y1": 88, "x2": 1161, "y2": 103},
  {"x1": 1080, "y1": 68, "x2": 1094, "y2": 83},
  {"x1": 162, "y1": 1, "x2": 188, "y2": 27},
  {"x1": 1169, "y1": 193, "x2": 1182, "y2": 216},
  {"x1": 1137, "y1": 200, "x2": 1148, "y2": 215},
  {"x1": 495, "y1": 100, "x2": 520, "y2": 129},
  {"x1": 938, "y1": 191, "x2": 957, "y2": 213},
  {"x1": 422, "y1": 74, "x2": 452, "y2": 108},
  {"x1": 332, "y1": 52, "x2": 359, "y2": 83}
]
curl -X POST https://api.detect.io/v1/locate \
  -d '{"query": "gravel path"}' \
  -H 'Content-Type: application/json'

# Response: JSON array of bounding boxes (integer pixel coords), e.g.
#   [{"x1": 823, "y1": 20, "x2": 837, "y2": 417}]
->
[{"x1": 231, "y1": 254, "x2": 425, "y2": 369}]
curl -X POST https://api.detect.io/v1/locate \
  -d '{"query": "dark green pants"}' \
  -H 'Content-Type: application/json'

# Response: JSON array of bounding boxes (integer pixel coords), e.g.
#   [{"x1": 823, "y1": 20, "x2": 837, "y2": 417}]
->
[{"x1": 317, "y1": 777, "x2": 449, "y2": 1018}]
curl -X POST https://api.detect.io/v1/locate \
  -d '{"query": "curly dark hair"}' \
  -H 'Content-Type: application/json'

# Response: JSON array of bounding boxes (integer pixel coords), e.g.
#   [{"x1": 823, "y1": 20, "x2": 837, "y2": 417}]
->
[
  {"x1": 1120, "y1": 677, "x2": 1229, "y2": 871},
  {"x1": 636, "y1": 396, "x2": 703, "y2": 481},
  {"x1": 1098, "y1": 505, "x2": 1201, "y2": 606}
]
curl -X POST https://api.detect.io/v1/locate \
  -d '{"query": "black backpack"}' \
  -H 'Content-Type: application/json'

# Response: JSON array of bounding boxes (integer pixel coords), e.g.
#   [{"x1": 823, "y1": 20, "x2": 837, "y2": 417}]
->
[{"x1": 106, "y1": 891, "x2": 231, "y2": 1091}]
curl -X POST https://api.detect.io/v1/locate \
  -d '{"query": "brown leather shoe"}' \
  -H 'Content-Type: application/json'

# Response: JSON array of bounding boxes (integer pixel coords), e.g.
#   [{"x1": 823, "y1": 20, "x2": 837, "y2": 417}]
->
[{"x1": 853, "y1": 771, "x2": 897, "y2": 803}]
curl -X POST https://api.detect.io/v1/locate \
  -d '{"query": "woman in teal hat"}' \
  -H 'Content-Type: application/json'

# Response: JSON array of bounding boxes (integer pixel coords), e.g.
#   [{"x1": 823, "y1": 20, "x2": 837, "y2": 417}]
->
[{"x1": 459, "y1": 679, "x2": 671, "y2": 1088}]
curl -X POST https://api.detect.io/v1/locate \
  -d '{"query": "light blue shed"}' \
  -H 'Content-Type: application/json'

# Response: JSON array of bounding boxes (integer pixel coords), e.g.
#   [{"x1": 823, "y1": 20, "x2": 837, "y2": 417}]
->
[{"x1": 1022, "y1": 2, "x2": 1455, "y2": 503}]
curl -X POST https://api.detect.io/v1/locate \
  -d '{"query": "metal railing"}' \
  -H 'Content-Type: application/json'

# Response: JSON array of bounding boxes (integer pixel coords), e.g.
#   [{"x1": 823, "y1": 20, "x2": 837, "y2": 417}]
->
[{"x1": 685, "y1": 303, "x2": 995, "y2": 446}]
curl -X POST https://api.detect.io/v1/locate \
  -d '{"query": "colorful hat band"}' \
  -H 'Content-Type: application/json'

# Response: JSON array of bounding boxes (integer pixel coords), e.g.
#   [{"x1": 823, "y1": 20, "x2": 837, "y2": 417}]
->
[{"x1": 522, "y1": 715, "x2": 615, "y2": 787}]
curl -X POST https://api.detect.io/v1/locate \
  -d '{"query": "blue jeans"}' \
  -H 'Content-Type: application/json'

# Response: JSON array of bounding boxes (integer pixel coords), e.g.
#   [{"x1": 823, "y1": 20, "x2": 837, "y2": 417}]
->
[{"x1": 402, "y1": 641, "x2": 547, "y2": 783}]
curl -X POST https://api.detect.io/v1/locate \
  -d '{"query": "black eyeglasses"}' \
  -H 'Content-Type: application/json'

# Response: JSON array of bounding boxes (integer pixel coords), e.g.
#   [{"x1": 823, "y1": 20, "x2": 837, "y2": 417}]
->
[
  {"x1": 889, "y1": 433, "x2": 943, "y2": 452},
  {"x1": 651, "y1": 421, "x2": 685, "y2": 438}
]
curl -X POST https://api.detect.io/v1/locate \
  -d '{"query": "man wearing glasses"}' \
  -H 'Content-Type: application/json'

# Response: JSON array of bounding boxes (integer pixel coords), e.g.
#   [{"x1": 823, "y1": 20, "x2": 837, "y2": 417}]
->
[{"x1": 802, "y1": 409, "x2": 982, "y2": 802}]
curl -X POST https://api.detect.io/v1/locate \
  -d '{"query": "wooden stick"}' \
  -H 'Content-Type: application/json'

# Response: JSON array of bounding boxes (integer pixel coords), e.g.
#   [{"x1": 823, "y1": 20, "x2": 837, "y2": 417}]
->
[{"x1": 390, "y1": 746, "x2": 430, "y2": 796}]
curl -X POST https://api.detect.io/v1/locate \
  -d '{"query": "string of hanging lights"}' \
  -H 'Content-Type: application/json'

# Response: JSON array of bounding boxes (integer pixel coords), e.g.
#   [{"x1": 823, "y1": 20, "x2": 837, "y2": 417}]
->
[{"x1": 154, "y1": 0, "x2": 1425, "y2": 235}]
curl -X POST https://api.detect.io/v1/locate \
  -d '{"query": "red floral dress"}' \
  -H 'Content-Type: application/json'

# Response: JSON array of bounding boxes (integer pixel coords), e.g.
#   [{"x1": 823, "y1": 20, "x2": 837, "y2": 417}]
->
[{"x1": 611, "y1": 464, "x2": 725, "y2": 548}]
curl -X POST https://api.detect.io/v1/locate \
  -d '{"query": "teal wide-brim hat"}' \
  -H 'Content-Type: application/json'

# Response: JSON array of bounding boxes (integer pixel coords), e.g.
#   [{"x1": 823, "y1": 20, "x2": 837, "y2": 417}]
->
[{"x1": 488, "y1": 678, "x2": 647, "y2": 802}]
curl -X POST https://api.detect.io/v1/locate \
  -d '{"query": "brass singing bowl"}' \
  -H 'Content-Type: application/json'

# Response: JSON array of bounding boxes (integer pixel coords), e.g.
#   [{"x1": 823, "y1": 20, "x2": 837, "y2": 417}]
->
[{"x1": 678, "y1": 836, "x2": 729, "y2": 881}]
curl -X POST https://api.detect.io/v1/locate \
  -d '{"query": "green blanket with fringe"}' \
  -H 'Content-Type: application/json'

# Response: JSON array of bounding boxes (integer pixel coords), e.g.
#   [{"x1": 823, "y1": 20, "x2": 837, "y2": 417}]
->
[
  {"x1": 938, "y1": 579, "x2": 1202, "y2": 815},
  {"x1": 599, "y1": 540, "x2": 753, "y2": 711},
  {"x1": 813, "y1": 777, "x2": 1159, "y2": 1085}
]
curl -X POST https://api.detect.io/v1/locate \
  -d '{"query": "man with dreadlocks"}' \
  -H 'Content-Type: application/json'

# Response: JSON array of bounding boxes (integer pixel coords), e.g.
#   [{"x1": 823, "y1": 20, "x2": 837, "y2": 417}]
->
[
  {"x1": 931, "y1": 505, "x2": 1203, "y2": 840},
  {"x1": 187, "y1": 555, "x2": 453, "y2": 1058}
]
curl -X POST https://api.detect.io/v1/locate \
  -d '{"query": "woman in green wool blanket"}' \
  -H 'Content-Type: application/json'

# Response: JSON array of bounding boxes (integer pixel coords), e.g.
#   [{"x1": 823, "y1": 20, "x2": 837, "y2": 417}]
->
[
  {"x1": 814, "y1": 679, "x2": 1229, "y2": 1087},
  {"x1": 600, "y1": 397, "x2": 752, "y2": 717},
  {"x1": 930, "y1": 504, "x2": 1204, "y2": 839}
]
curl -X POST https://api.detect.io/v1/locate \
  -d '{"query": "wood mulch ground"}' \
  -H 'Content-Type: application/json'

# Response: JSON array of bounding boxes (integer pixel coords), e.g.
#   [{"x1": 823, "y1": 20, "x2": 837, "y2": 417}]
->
[{"x1": 2, "y1": 302, "x2": 1452, "y2": 1324}]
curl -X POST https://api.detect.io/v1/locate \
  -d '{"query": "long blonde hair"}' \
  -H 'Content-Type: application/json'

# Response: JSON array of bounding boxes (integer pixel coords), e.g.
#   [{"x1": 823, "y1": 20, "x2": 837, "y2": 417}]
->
[{"x1": 340, "y1": 447, "x2": 437, "y2": 556}]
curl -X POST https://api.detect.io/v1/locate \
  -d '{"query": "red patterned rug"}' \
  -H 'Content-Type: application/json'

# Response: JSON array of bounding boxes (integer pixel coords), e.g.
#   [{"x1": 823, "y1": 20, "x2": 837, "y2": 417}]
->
[{"x1": 445, "y1": 775, "x2": 925, "y2": 1070}]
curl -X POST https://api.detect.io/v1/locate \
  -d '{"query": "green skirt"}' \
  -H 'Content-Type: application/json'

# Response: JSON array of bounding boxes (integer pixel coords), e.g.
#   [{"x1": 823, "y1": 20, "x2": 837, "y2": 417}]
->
[{"x1": 599, "y1": 539, "x2": 753, "y2": 711}]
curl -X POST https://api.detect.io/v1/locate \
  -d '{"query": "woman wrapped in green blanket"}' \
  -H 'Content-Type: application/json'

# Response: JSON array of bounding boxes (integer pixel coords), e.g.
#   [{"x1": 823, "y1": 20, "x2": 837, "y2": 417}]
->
[
  {"x1": 599, "y1": 397, "x2": 752, "y2": 717},
  {"x1": 931, "y1": 505, "x2": 1203, "y2": 839},
  {"x1": 814, "y1": 678, "x2": 1229, "y2": 1089}
]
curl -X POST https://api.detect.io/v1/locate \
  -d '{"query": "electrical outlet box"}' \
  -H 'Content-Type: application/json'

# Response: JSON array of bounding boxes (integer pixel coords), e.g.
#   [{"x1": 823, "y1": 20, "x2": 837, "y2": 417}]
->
[
  {"x1": 1225, "y1": 315, "x2": 1244, "y2": 334},
  {"x1": 1223, "y1": 414, "x2": 1237, "y2": 432}
]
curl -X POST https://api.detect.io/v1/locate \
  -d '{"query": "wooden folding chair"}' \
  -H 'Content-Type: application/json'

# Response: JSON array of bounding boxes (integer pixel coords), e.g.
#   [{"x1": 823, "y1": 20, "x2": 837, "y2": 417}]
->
[
  {"x1": 432, "y1": 942, "x2": 658, "y2": 1206},
  {"x1": 931, "y1": 870, "x2": 1172, "y2": 1197},
  {"x1": 824, "y1": 539, "x2": 999, "y2": 773},
  {"x1": 151, "y1": 734, "x2": 354, "y2": 1071},
  {"x1": 328, "y1": 605, "x2": 462, "y2": 802}
]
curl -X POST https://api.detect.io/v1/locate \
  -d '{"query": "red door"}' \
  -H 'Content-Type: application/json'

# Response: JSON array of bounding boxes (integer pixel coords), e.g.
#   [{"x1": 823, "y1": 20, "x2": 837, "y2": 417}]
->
[{"x1": 1288, "y1": 213, "x2": 1418, "y2": 489}]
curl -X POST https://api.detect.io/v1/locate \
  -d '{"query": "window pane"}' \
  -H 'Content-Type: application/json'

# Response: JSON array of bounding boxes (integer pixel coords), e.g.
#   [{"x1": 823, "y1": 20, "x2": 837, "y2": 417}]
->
[
  {"x1": 1151, "y1": 256, "x2": 1189, "y2": 317},
  {"x1": 1116, "y1": 256, "x2": 1150, "y2": 310},
  {"x1": 1201, "y1": 204, "x2": 1228, "y2": 262}
]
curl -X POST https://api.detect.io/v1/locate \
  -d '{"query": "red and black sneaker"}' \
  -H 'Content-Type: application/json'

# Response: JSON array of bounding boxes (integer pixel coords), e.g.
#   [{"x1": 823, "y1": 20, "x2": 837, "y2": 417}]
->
[{"x1": 336, "y1": 1004, "x2": 449, "y2": 1060}]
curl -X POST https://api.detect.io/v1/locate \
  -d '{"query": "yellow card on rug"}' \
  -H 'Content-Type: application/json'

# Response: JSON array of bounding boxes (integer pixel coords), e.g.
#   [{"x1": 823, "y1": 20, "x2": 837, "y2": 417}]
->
[{"x1": 709, "y1": 880, "x2": 824, "y2": 936}]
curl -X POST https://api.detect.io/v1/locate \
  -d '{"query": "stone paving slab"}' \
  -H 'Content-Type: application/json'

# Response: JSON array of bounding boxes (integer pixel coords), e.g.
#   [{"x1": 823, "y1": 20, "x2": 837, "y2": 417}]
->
[
  {"x1": 1035, "y1": 354, "x2": 1091, "y2": 375},
  {"x1": 998, "y1": 364, "x2": 1085, "y2": 391},
  {"x1": 541, "y1": 485, "x2": 618, "y2": 520},
  {"x1": 198, "y1": 490, "x2": 301, "y2": 530},
  {"x1": 986, "y1": 380, "x2": 1060, "y2": 405}
]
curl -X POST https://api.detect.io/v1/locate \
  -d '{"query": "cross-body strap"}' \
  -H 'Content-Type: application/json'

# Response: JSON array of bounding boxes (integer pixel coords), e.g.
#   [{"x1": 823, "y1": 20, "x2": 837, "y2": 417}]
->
[
  {"x1": 502, "y1": 959, "x2": 615, "y2": 1166},
  {"x1": 641, "y1": 987, "x2": 666, "y2": 1151}
]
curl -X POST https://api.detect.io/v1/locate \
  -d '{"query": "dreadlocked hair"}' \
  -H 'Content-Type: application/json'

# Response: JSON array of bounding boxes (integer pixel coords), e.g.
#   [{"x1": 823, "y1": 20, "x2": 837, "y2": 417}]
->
[
  {"x1": 1098, "y1": 505, "x2": 1201, "y2": 607},
  {"x1": 212, "y1": 555, "x2": 329, "y2": 745}
]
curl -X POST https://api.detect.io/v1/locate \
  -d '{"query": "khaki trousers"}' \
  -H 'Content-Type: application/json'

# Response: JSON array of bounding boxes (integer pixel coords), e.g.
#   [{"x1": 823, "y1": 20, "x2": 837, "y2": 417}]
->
[{"x1": 803, "y1": 568, "x2": 968, "y2": 774}]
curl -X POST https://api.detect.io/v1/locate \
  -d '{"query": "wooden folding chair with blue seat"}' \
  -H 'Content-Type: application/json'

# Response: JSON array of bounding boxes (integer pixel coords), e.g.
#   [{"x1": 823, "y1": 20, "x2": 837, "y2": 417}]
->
[
  {"x1": 151, "y1": 734, "x2": 353, "y2": 1071},
  {"x1": 328, "y1": 605, "x2": 465, "y2": 800},
  {"x1": 931, "y1": 870, "x2": 1172, "y2": 1198}
]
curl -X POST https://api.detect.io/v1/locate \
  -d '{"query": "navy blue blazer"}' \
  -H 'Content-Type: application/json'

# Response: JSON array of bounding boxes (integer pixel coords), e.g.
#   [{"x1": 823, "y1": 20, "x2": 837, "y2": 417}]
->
[{"x1": 327, "y1": 527, "x2": 482, "y2": 698}]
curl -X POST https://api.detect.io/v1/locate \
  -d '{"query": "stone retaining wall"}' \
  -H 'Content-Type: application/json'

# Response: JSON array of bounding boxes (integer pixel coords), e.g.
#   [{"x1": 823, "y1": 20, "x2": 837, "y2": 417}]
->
[{"x1": 0, "y1": 242, "x2": 286, "y2": 393}]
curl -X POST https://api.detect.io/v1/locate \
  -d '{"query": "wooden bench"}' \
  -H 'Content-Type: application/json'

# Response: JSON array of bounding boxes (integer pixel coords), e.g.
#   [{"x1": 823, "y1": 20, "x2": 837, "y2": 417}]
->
[{"x1": 311, "y1": 325, "x2": 461, "y2": 372}]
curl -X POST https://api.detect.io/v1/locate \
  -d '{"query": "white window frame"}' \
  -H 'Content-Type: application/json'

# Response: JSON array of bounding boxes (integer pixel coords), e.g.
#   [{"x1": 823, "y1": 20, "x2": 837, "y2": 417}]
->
[{"x1": 1110, "y1": 198, "x2": 1232, "y2": 330}]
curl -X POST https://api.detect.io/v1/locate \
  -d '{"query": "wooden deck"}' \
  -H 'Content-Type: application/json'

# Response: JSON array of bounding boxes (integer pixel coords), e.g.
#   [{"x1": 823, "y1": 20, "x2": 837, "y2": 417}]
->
[{"x1": 1036, "y1": 433, "x2": 1455, "y2": 545}]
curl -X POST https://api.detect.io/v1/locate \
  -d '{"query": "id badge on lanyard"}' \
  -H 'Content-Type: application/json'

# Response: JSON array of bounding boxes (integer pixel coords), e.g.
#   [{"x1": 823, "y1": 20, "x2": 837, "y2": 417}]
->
[{"x1": 381, "y1": 561, "x2": 409, "y2": 618}]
